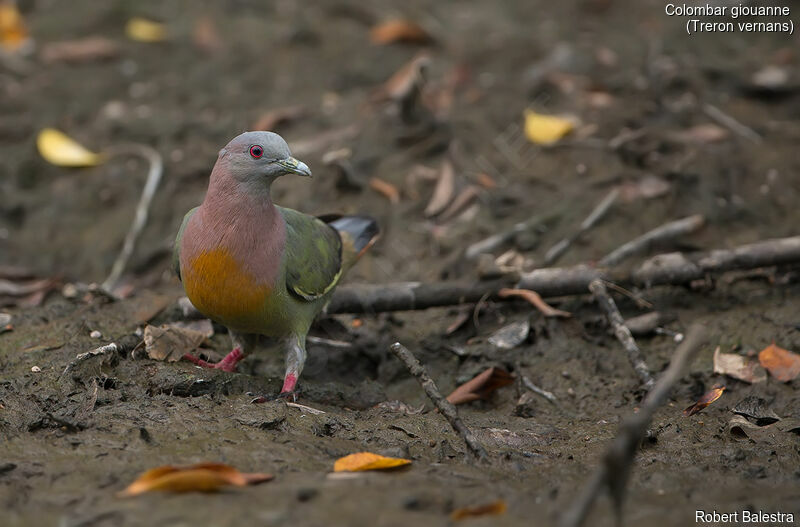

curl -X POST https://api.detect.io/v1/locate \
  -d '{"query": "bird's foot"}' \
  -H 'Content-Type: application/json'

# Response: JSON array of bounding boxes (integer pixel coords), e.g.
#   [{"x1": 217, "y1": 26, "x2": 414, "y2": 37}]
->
[
  {"x1": 183, "y1": 347, "x2": 244, "y2": 373},
  {"x1": 249, "y1": 374, "x2": 300, "y2": 404}
]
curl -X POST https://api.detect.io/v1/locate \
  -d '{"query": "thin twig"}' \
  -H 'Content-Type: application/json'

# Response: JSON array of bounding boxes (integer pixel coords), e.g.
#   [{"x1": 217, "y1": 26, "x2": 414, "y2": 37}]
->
[
  {"x1": 703, "y1": 103, "x2": 762, "y2": 144},
  {"x1": 61, "y1": 343, "x2": 118, "y2": 377},
  {"x1": 521, "y1": 375, "x2": 557, "y2": 403},
  {"x1": 101, "y1": 144, "x2": 164, "y2": 293},
  {"x1": 464, "y1": 209, "x2": 563, "y2": 260},
  {"x1": 560, "y1": 323, "x2": 706, "y2": 527},
  {"x1": 389, "y1": 342, "x2": 488, "y2": 460},
  {"x1": 589, "y1": 279, "x2": 654, "y2": 389},
  {"x1": 598, "y1": 215, "x2": 705, "y2": 267},
  {"x1": 306, "y1": 336, "x2": 353, "y2": 349},
  {"x1": 544, "y1": 189, "x2": 619, "y2": 266}
]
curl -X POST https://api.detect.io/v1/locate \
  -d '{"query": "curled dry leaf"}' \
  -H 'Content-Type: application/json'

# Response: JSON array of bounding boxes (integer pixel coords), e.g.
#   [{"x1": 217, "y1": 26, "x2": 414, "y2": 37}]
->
[
  {"x1": 732, "y1": 395, "x2": 780, "y2": 426},
  {"x1": 523, "y1": 110, "x2": 575, "y2": 145},
  {"x1": 118, "y1": 462, "x2": 272, "y2": 497},
  {"x1": 446, "y1": 367, "x2": 515, "y2": 405},
  {"x1": 40, "y1": 36, "x2": 119, "y2": 64},
  {"x1": 438, "y1": 185, "x2": 481, "y2": 223},
  {"x1": 713, "y1": 346, "x2": 766, "y2": 384},
  {"x1": 424, "y1": 160, "x2": 456, "y2": 217},
  {"x1": 333, "y1": 452, "x2": 411, "y2": 472},
  {"x1": 758, "y1": 343, "x2": 800, "y2": 382},
  {"x1": 37, "y1": 129, "x2": 105, "y2": 167},
  {"x1": 143, "y1": 324, "x2": 208, "y2": 362},
  {"x1": 683, "y1": 385, "x2": 725, "y2": 416},
  {"x1": 125, "y1": 17, "x2": 168, "y2": 43},
  {"x1": 0, "y1": 2, "x2": 28, "y2": 51},
  {"x1": 374, "y1": 52, "x2": 431, "y2": 103},
  {"x1": 368, "y1": 177, "x2": 400, "y2": 204},
  {"x1": 498, "y1": 288, "x2": 571, "y2": 318},
  {"x1": 450, "y1": 500, "x2": 507, "y2": 521},
  {"x1": 369, "y1": 19, "x2": 431, "y2": 45}
]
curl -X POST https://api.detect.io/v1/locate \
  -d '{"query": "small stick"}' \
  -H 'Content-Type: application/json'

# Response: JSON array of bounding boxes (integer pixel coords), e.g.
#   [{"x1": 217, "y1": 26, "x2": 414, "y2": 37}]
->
[
  {"x1": 101, "y1": 144, "x2": 164, "y2": 293},
  {"x1": 598, "y1": 214, "x2": 705, "y2": 267},
  {"x1": 389, "y1": 342, "x2": 488, "y2": 460},
  {"x1": 306, "y1": 336, "x2": 353, "y2": 349},
  {"x1": 544, "y1": 189, "x2": 619, "y2": 266},
  {"x1": 464, "y1": 209, "x2": 562, "y2": 260},
  {"x1": 589, "y1": 279, "x2": 654, "y2": 389},
  {"x1": 703, "y1": 103, "x2": 762, "y2": 144},
  {"x1": 61, "y1": 343, "x2": 119, "y2": 377},
  {"x1": 521, "y1": 375, "x2": 557, "y2": 403},
  {"x1": 560, "y1": 324, "x2": 706, "y2": 527}
]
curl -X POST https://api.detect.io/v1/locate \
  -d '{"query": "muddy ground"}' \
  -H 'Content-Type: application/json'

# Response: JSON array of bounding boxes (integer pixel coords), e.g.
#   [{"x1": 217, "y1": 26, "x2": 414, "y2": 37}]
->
[{"x1": 2, "y1": 1, "x2": 800, "y2": 526}]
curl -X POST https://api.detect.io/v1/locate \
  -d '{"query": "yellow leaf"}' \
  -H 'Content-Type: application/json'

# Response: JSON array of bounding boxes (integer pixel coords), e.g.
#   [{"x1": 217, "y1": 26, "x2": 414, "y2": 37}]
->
[
  {"x1": 126, "y1": 17, "x2": 167, "y2": 43},
  {"x1": 523, "y1": 110, "x2": 574, "y2": 145},
  {"x1": 36, "y1": 129, "x2": 105, "y2": 167},
  {"x1": 333, "y1": 452, "x2": 411, "y2": 472},
  {"x1": 0, "y1": 2, "x2": 28, "y2": 51}
]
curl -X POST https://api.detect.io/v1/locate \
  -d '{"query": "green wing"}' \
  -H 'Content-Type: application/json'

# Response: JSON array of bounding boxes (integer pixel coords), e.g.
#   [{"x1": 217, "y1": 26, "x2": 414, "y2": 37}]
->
[
  {"x1": 279, "y1": 207, "x2": 343, "y2": 301},
  {"x1": 172, "y1": 207, "x2": 198, "y2": 281}
]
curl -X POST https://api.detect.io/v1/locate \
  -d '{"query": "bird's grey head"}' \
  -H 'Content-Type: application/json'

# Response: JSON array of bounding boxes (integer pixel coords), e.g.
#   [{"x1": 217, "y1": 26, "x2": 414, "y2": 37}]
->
[{"x1": 219, "y1": 131, "x2": 311, "y2": 186}]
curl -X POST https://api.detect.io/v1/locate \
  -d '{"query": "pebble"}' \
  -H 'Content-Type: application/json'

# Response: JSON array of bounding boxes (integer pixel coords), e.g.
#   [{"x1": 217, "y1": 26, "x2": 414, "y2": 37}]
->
[
  {"x1": 31, "y1": 366, "x2": 41, "y2": 373},
  {"x1": 90, "y1": 330, "x2": 102, "y2": 339}
]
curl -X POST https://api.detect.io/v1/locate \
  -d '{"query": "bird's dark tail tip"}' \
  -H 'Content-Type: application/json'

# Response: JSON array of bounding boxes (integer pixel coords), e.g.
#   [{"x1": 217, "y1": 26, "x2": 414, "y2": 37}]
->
[{"x1": 320, "y1": 214, "x2": 380, "y2": 259}]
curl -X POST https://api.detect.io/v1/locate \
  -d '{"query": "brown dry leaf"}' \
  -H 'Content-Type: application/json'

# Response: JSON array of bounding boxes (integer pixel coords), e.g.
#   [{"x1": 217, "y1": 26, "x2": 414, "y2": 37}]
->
[
  {"x1": 498, "y1": 288, "x2": 571, "y2": 318},
  {"x1": 0, "y1": 2, "x2": 28, "y2": 51},
  {"x1": 125, "y1": 17, "x2": 167, "y2": 43},
  {"x1": 40, "y1": 37, "x2": 119, "y2": 64},
  {"x1": 368, "y1": 177, "x2": 400, "y2": 204},
  {"x1": 713, "y1": 346, "x2": 766, "y2": 384},
  {"x1": 424, "y1": 160, "x2": 456, "y2": 217},
  {"x1": 333, "y1": 452, "x2": 411, "y2": 472},
  {"x1": 118, "y1": 462, "x2": 272, "y2": 497},
  {"x1": 252, "y1": 105, "x2": 306, "y2": 131},
  {"x1": 676, "y1": 124, "x2": 729, "y2": 144},
  {"x1": 369, "y1": 19, "x2": 431, "y2": 45},
  {"x1": 446, "y1": 367, "x2": 515, "y2": 405},
  {"x1": 438, "y1": 185, "x2": 481, "y2": 223},
  {"x1": 475, "y1": 173, "x2": 497, "y2": 189},
  {"x1": 683, "y1": 385, "x2": 725, "y2": 416},
  {"x1": 758, "y1": 343, "x2": 800, "y2": 382},
  {"x1": 617, "y1": 174, "x2": 671, "y2": 202},
  {"x1": 192, "y1": 15, "x2": 222, "y2": 53},
  {"x1": 450, "y1": 500, "x2": 507, "y2": 521},
  {"x1": 374, "y1": 52, "x2": 430, "y2": 103},
  {"x1": 143, "y1": 324, "x2": 208, "y2": 362},
  {"x1": 523, "y1": 110, "x2": 575, "y2": 145}
]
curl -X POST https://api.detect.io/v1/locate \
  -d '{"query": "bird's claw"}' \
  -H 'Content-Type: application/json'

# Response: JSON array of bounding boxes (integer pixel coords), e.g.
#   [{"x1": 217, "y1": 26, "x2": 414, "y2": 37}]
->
[
  {"x1": 182, "y1": 347, "x2": 244, "y2": 373},
  {"x1": 249, "y1": 389, "x2": 299, "y2": 404}
]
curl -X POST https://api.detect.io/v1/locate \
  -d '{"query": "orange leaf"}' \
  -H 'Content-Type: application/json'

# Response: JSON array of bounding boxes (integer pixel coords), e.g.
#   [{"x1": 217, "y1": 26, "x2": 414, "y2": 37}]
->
[
  {"x1": 683, "y1": 386, "x2": 725, "y2": 416},
  {"x1": 333, "y1": 452, "x2": 411, "y2": 472},
  {"x1": 370, "y1": 19, "x2": 431, "y2": 45},
  {"x1": 0, "y1": 3, "x2": 28, "y2": 51},
  {"x1": 758, "y1": 343, "x2": 800, "y2": 382},
  {"x1": 369, "y1": 177, "x2": 400, "y2": 204},
  {"x1": 118, "y1": 463, "x2": 272, "y2": 497},
  {"x1": 446, "y1": 367, "x2": 515, "y2": 405},
  {"x1": 450, "y1": 500, "x2": 507, "y2": 520}
]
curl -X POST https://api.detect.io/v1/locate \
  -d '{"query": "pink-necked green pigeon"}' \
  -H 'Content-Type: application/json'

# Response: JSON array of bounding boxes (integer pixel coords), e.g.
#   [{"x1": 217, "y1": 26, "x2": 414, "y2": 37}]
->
[{"x1": 173, "y1": 131, "x2": 378, "y2": 398}]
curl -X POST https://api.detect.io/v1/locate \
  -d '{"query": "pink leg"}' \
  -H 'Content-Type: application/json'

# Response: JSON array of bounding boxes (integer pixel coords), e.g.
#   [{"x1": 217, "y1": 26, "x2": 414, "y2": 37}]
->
[
  {"x1": 281, "y1": 373, "x2": 298, "y2": 394},
  {"x1": 183, "y1": 347, "x2": 244, "y2": 373}
]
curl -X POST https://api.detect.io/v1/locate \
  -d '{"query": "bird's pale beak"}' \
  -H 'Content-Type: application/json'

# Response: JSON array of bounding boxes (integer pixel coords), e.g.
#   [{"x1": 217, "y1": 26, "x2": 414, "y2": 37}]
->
[{"x1": 278, "y1": 157, "x2": 312, "y2": 177}]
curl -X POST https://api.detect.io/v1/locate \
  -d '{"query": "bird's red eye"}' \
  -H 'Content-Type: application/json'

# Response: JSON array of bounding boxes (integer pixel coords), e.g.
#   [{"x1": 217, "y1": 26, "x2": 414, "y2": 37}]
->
[{"x1": 249, "y1": 145, "x2": 263, "y2": 159}]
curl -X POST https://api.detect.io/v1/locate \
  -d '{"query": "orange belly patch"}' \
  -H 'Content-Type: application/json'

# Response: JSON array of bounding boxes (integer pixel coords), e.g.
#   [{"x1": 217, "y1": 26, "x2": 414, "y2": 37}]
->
[{"x1": 183, "y1": 247, "x2": 271, "y2": 328}]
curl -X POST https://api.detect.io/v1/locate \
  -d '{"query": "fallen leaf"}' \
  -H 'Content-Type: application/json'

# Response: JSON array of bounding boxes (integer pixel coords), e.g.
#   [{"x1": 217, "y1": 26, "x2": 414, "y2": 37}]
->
[
  {"x1": 143, "y1": 324, "x2": 208, "y2": 362},
  {"x1": 475, "y1": 173, "x2": 497, "y2": 189},
  {"x1": 373, "y1": 52, "x2": 431, "y2": 103},
  {"x1": 333, "y1": 452, "x2": 411, "y2": 472},
  {"x1": 368, "y1": 177, "x2": 400, "y2": 204},
  {"x1": 488, "y1": 321, "x2": 530, "y2": 350},
  {"x1": 732, "y1": 395, "x2": 780, "y2": 426},
  {"x1": 674, "y1": 124, "x2": 729, "y2": 144},
  {"x1": 125, "y1": 17, "x2": 167, "y2": 43},
  {"x1": 118, "y1": 462, "x2": 272, "y2": 497},
  {"x1": 450, "y1": 500, "x2": 507, "y2": 521},
  {"x1": 40, "y1": 37, "x2": 119, "y2": 64},
  {"x1": 446, "y1": 367, "x2": 515, "y2": 405},
  {"x1": 0, "y1": 2, "x2": 28, "y2": 51},
  {"x1": 713, "y1": 346, "x2": 767, "y2": 383},
  {"x1": 438, "y1": 185, "x2": 481, "y2": 223},
  {"x1": 683, "y1": 385, "x2": 725, "y2": 416},
  {"x1": 369, "y1": 19, "x2": 431, "y2": 45},
  {"x1": 37, "y1": 129, "x2": 105, "y2": 167},
  {"x1": 424, "y1": 160, "x2": 456, "y2": 217},
  {"x1": 617, "y1": 174, "x2": 671, "y2": 202},
  {"x1": 192, "y1": 15, "x2": 222, "y2": 53},
  {"x1": 758, "y1": 343, "x2": 800, "y2": 382},
  {"x1": 498, "y1": 288, "x2": 571, "y2": 318},
  {"x1": 252, "y1": 105, "x2": 305, "y2": 131},
  {"x1": 523, "y1": 110, "x2": 575, "y2": 145}
]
